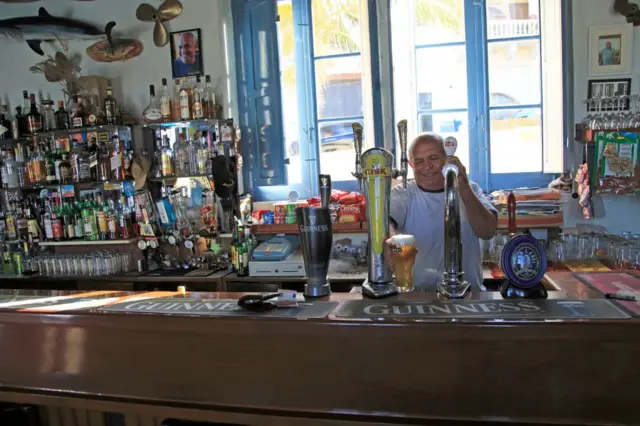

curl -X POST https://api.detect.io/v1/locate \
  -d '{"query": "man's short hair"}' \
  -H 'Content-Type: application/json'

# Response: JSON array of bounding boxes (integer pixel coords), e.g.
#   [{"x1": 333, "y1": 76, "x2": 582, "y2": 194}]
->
[{"x1": 408, "y1": 132, "x2": 446, "y2": 161}]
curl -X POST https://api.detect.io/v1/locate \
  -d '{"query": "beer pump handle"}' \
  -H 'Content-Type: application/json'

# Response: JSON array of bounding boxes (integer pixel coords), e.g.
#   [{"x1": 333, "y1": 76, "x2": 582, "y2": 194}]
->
[
  {"x1": 319, "y1": 174, "x2": 331, "y2": 209},
  {"x1": 507, "y1": 191, "x2": 517, "y2": 237},
  {"x1": 442, "y1": 136, "x2": 459, "y2": 177},
  {"x1": 351, "y1": 123, "x2": 363, "y2": 191},
  {"x1": 397, "y1": 120, "x2": 408, "y2": 189}
]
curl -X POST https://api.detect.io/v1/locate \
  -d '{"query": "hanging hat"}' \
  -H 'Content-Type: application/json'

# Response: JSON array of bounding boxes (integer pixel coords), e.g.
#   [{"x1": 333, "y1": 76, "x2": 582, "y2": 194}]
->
[
  {"x1": 211, "y1": 155, "x2": 235, "y2": 199},
  {"x1": 131, "y1": 155, "x2": 151, "y2": 191}
]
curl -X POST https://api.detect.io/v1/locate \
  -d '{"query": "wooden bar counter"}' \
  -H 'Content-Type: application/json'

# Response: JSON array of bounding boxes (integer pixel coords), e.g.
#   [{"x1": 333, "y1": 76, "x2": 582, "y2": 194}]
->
[{"x1": 0, "y1": 272, "x2": 637, "y2": 426}]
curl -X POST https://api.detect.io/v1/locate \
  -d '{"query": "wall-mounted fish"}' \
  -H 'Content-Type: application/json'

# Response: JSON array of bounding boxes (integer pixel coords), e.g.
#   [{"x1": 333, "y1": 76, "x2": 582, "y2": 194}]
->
[
  {"x1": 87, "y1": 38, "x2": 143, "y2": 62},
  {"x1": 0, "y1": 7, "x2": 115, "y2": 55}
]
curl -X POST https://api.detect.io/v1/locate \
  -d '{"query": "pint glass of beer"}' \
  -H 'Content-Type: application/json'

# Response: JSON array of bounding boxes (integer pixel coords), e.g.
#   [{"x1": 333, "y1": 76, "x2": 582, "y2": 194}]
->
[{"x1": 388, "y1": 234, "x2": 417, "y2": 292}]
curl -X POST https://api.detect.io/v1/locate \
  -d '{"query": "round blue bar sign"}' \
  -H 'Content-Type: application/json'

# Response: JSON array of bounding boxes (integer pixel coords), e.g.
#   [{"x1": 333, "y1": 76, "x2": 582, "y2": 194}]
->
[{"x1": 500, "y1": 235, "x2": 547, "y2": 289}]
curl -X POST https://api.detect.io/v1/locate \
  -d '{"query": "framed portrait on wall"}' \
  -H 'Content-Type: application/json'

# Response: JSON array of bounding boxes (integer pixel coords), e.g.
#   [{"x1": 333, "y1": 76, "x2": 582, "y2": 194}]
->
[
  {"x1": 587, "y1": 78, "x2": 632, "y2": 111},
  {"x1": 588, "y1": 24, "x2": 634, "y2": 76},
  {"x1": 170, "y1": 28, "x2": 203, "y2": 79}
]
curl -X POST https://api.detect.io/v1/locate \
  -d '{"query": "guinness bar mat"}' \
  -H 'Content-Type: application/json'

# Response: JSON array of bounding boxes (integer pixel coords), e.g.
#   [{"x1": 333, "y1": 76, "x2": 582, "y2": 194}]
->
[
  {"x1": 575, "y1": 272, "x2": 640, "y2": 316},
  {"x1": 100, "y1": 298, "x2": 338, "y2": 319},
  {"x1": 333, "y1": 299, "x2": 630, "y2": 320}
]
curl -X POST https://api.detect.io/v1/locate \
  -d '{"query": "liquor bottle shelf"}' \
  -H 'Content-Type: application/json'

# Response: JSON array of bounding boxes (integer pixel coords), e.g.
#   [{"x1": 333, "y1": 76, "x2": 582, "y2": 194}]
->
[
  {"x1": 39, "y1": 238, "x2": 139, "y2": 247},
  {"x1": 0, "y1": 125, "x2": 131, "y2": 143},
  {"x1": 148, "y1": 175, "x2": 212, "y2": 182},
  {"x1": 251, "y1": 222, "x2": 367, "y2": 235},
  {"x1": 1, "y1": 180, "x2": 131, "y2": 191},
  {"x1": 141, "y1": 119, "x2": 219, "y2": 129}
]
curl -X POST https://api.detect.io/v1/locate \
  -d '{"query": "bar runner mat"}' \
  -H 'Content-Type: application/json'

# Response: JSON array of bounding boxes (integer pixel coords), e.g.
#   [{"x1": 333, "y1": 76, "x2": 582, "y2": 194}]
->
[
  {"x1": 101, "y1": 298, "x2": 338, "y2": 319},
  {"x1": 574, "y1": 272, "x2": 640, "y2": 316},
  {"x1": 333, "y1": 299, "x2": 629, "y2": 320}
]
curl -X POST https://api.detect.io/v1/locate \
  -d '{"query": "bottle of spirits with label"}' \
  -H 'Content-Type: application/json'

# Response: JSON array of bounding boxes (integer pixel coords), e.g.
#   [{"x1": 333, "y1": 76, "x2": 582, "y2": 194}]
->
[
  {"x1": 192, "y1": 76, "x2": 204, "y2": 119},
  {"x1": 111, "y1": 136, "x2": 125, "y2": 181},
  {"x1": 58, "y1": 153, "x2": 72, "y2": 184},
  {"x1": 104, "y1": 82, "x2": 117, "y2": 125},
  {"x1": 17, "y1": 91, "x2": 29, "y2": 136},
  {"x1": 26, "y1": 94, "x2": 43, "y2": 134},
  {"x1": 160, "y1": 78, "x2": 172, "y2": 122},
  {"x1": 142, "y1": 85, "x2": 162, "y2": 124},
  {"x1": 160, "y1": 135, "x2": 174, "y2": 177},
  {"x1": 174, "y1": 132, "x2": 190, "y2": 177},
  {"x1": 204, "y1": 75, "x2": 216, "y2": 119},
  {"x1": 98, "y1": 139, "x2": 112, "y2": 181},
  {"x1": 0, "y1": 105, "x2": 11, "y2": 139},
  {"x1": 179, "y1": 77, "x2": 191, "y2": 120},
  {"x1": 42, "y1": 99, "x2": 56, "y2": 131},
  {"x1": 71, "y1": 96, "x2": 87, "y2": 128},
  {"x1": 172, "y1": 79, "x2": 181, "y2": 121},
  {"x1": 55, "y1": 100, "x2": 70, "y2": 130}
]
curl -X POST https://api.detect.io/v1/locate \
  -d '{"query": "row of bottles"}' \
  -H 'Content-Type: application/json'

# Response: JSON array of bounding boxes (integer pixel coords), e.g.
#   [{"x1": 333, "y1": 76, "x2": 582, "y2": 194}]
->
[
  {"x1": 0, "y1": 134, "x2": 134, "y2": 188},
  {"x1": 143, "y1": 75, "x2": 217, "y2": 124},
  {"x1": 0, "y1": 84, "x2": 120, "y2": 140},
  {"x1": 1, "y1": 240, "x2": 37, "y2": 276},
  {"x1": 230, "y1": 224, "x2": 257, "y2": 277}
]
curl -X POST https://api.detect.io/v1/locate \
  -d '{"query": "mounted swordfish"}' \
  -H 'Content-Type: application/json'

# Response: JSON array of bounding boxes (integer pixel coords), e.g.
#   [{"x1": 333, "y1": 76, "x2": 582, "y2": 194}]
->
[{"x1": 0, "y1": 7, "x2": 116, "y2": 56}]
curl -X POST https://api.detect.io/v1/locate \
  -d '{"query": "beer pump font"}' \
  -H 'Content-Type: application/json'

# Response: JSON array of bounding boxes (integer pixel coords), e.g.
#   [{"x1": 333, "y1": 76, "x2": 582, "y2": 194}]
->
[{"x1": 352, "y1": 120, "x2": 410, "y2": 298}]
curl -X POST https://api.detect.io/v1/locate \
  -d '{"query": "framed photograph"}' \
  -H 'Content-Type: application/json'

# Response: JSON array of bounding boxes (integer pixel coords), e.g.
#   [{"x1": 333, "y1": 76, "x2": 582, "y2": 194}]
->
[
  {"x1": 588, "y1": 24, "x2": 634, "y2": 76},
  {"x1": 587, "y1": 78, "x2": 632, "y2": 111},
  {"x1": 170, "y1": 28, "x2": 203, "y2": 79}
]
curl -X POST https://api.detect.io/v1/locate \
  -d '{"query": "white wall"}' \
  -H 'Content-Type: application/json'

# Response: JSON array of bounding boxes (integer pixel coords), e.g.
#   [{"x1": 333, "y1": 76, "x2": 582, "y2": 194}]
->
[
  {"x1": 0, "y1": 0, "x2": 238, "y2": 120},
  {"x1": 565, "y1": 0, "x2": 640, "y2": 233}
]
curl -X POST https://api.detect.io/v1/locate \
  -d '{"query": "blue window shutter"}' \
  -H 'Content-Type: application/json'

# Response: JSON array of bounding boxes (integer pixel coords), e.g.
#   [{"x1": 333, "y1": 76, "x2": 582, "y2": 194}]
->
[{"x1": 232, "y1": 0, "x2": 287, "y2": 189}]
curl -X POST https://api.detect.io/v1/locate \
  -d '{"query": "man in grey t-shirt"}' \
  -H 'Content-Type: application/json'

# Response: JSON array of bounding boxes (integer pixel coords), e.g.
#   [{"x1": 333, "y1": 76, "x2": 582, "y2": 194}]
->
[{"x1": 388, "y1": 133, "x2": 498, "y2": 291}]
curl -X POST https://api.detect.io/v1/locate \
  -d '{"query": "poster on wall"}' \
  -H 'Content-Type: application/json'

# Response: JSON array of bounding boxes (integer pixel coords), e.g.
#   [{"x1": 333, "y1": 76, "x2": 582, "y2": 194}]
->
[
  {"x1": 170, "y1": 28, "x2": 203, "y2": 78},
  {"x1": 588, "y1": 24, "x2": 634, "y2": 76}
]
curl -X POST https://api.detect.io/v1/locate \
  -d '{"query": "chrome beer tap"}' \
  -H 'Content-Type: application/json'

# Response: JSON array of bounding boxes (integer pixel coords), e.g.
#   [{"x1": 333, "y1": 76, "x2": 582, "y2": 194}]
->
[
  {"x1": 396, "y1": 120, "x2": 408, "y2": 188},
  {"x1": 351, "y1": 123, "x2": 363, "y2": 190},
  {"x1": 437, "y1": 137, "x2": 470, "y2": 299}
]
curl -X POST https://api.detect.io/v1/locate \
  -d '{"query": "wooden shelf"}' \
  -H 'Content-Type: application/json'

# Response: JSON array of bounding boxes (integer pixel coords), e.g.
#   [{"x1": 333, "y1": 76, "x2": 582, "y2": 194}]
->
[{"x1": 252, "y1": 222, "x2": 367, "y2": 235}]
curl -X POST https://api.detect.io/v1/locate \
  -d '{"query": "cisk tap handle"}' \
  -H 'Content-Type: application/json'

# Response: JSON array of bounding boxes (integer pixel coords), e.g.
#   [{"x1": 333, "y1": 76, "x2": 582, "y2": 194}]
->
[{"x1": 319, "y1": 174, "x2": 331, "y2": 209}]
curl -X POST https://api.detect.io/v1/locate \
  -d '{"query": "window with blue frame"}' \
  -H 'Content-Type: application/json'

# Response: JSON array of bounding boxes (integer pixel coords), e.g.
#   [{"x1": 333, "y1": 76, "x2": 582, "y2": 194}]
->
[{"x1": 391, "y1": 0, "x2": 565, "y2": 191}]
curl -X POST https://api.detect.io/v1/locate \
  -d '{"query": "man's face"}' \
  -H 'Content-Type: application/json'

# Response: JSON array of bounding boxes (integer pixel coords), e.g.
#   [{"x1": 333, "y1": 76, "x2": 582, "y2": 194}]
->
[
  {"x1": 409, "y1": 139, "x2": 447, "y2": 190},
  {"x1": 179, "y1": 33, "x2": 197, "y2": 64},
  {"x1": 606, "y1": 41, "x2": 612, "y2": 49}
]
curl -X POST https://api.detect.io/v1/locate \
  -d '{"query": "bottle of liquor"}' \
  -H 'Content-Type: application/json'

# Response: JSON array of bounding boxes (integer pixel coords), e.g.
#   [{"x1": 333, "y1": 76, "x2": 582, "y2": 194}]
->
[
  {"x1": 98, "y1": 139, "x2": 112, "y2": 181},
  {"x1": 58, "y1": 153, "x2": 72, "y2": 184},
  {"x1": 71, "y1": 96, "x2": 87, "y2": 128},
  {"x1": 44, "y1": 143, "x2": 57, "y2": 184},
  {"x1": 63, "y1": 200, "x2": 76, "y2": 240},
  {"x1": 51, "y1": 198, "x2": 64, "y2": 242},
  {"x1": 82, "y1": 195, "x2": 97, "y2": 241},
  {"x1": 110, "y1": 136, "x2": 125, "y2": 181},
  {"x1": 42, "y1": 99, "x2": 56, "y2": 131},
  {"x1": 179, "y1": 77, "x2": 191, "y2": 121},
  {"x1": 196, "y1": 131, "x2": 210, "y2": 175},
  {"x1": 26, "y1": 94, "x2": 44, "y2": 134},
  {"x1": 243, "y1": 225, "x2": 256, "y2": 261},
  {"x1": 142, "y1": 85, "x2": 162, "y2": 124},
  {"x1": 26, "y1": 204, "x2": 40, "y2": 242},
  {"x1": 118, "y1": 194, "x2": 132, "y2": 239},
  {"x1": 55, "y1": 101, "x2": 70, "y2": 130},
  {"x1": 17, "y1": 91, "x2": 29, "y2": 136},
  {"x1": 174, "y1": 132, "x2": 190, "y2": 177},
  {"x1": 104, "y1": 82, "x2": 117, "y2": 125},
  {"x1": 192, "y1": 76, "x2": 204, "y2": 120},
  {"x1": 160, "y1": 135, "x2": 174, "y2": 177},
  {"x1": 107, "y1": 195, "x2": 118, "y2": 240},
  {"x1": 204, "y1": 75, "x2": 216, "y2": 119},
  {"x1": 73, "y1": 199, "x2": 85, "y2": 240},
  {"x1": 160, "y1": 78, "x2": 172, "y2": 122},
  {"x1": 0, "y1": 105, "x2": 11, "y2": 139},
  {"x1": 95, "y1": 192, "x2": 108, "y2": 240},
  {"x1": 172, "y1": 79, "x2": 181, "y2": 121}
]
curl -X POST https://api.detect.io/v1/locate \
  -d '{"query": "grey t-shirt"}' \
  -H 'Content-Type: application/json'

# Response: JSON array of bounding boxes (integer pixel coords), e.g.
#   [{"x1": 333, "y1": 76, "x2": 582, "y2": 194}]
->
[{"x1": 390, "y1": 181, "x2": 497, "y2": 291}]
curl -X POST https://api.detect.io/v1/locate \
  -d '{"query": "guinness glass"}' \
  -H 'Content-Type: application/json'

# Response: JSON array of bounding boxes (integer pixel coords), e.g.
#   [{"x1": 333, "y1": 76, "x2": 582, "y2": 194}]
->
[
  {"x1": 388, "y1": 234, "x2": 417, "y2": 292},
  {"x1": 296, "y1": 206, "x2": 332, "y2": 297}
]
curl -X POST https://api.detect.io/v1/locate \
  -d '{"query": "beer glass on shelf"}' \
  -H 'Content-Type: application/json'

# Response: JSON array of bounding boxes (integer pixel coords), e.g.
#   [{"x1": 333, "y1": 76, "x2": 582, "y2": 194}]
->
[{"x1": 388, "y1": 234, "x2": 417, "y2": 293}]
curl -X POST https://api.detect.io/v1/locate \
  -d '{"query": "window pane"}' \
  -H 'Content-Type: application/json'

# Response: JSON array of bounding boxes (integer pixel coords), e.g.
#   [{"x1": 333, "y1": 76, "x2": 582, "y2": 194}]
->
[
  {"x1": 312, "y1": 0, "x2": 361, "y2": 57},
  {"x1": 488, "y1": 40, "x2": 541, "y2": 106},
  {"x1": 315, "y1": 56, "x2": 363, "y2": 120},
  {"x1": 319, "y1": 119, "x2": 363, "y2": 180},
  {"x1": 277, "y1": 0, "x2": 302, "y2": 184},
  {"x1": 487, "y1": 0, "x2": 540, "y2": 40},
  {"x1": 417, "y1": 112, "x2": 469, "y2": 173},
  {"x1": 415, "y1": 0, "x2": 465, "y2": 45},
  {"x1": 416, "y1": 46, "x2": 468, "y2": 110},
  {"x1": 490, "y1": 108, "x2": 541, "y2": 173}
]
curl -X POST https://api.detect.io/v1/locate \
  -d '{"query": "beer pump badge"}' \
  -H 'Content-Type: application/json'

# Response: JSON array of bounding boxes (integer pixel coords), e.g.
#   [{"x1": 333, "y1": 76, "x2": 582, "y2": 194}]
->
[
  {"x1": 363, "y1": 152, "x2": 389, "y2": 255},
  {"x1": 500, "y1": 235, "x2": 547, "y2": 289}
]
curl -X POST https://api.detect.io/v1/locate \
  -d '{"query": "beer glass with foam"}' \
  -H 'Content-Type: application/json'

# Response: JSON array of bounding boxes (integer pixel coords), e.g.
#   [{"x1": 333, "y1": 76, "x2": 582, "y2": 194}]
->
[{"x1": 388, "y1": 234, "x2": 417, "y2": 292}]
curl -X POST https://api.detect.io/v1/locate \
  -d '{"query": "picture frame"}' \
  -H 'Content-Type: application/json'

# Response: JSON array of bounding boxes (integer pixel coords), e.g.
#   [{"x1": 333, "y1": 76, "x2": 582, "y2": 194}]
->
[
  {"x1": 588, "y1": 24, "x2": 634, "y2": 76},
  {"x1": 587, "y1": 78, "x2": 632, "y2": 111},
  {"x1": 169, "y1": 28, "x2": 203, "y2": 79}
]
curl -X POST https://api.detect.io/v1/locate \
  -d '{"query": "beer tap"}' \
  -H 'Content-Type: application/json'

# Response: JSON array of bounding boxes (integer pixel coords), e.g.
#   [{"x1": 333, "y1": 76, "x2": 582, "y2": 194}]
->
[
  {"x1": 396, "y1": 120, "x2": 409, "y2": 189},
  {"x1": 351, "y1": 123, "x2": 363, "y2": 190}
]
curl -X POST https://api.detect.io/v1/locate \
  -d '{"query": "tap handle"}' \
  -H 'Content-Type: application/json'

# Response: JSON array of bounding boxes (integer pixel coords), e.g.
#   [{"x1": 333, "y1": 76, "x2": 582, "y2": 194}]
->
[
  {"x1": 397, "y1": 120, "x2": 408, "y2": 188},
  {"x1": 319, "y1": 174, "x2": 331, "y2": 209},
  {"x1": 507, "y1": 191, "x2": 517, "y2": 236},
  {"x1": 351, "y1": 122, "x2": 363, "y2": 190}
]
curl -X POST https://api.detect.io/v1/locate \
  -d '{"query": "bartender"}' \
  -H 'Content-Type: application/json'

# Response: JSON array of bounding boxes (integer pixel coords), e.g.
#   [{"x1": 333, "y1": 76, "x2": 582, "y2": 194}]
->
[{"x1": 388, "y1": 133, "x2": 498, "y2": 290}]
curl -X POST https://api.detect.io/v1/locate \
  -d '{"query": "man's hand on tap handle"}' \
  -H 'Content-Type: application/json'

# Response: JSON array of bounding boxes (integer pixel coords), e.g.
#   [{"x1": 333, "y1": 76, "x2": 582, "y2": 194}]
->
[{"x1": 444, "y1": 156, "x2": 469, "y2": 187}]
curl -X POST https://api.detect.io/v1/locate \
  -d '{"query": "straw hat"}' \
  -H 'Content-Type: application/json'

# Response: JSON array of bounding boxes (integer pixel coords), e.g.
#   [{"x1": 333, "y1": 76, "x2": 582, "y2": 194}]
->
[{"x1": 131, "y1": 155, "x2": 151, "y2": 191}]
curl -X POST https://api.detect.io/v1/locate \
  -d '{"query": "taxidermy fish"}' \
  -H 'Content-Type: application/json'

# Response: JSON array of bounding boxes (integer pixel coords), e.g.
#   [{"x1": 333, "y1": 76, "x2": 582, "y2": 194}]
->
[
  {"x1": 0, "y1": 7, "x2": 116, "y2": 55},
  {"x1": 86, "y1": 38, "x2": 143, "y2": 62}
]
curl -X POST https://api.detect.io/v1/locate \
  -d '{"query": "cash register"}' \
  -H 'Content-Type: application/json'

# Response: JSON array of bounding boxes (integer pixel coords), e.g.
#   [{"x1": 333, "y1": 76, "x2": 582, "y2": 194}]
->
[{"x1": 249, "y1": 236, "x2": 306, "y2": 277}]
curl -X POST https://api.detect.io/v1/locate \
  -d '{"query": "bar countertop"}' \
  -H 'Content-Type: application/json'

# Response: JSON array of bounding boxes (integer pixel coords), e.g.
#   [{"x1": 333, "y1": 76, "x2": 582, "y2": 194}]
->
[{"x1": 0, "y1": 272, "x2": 637, "y2": 425}]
